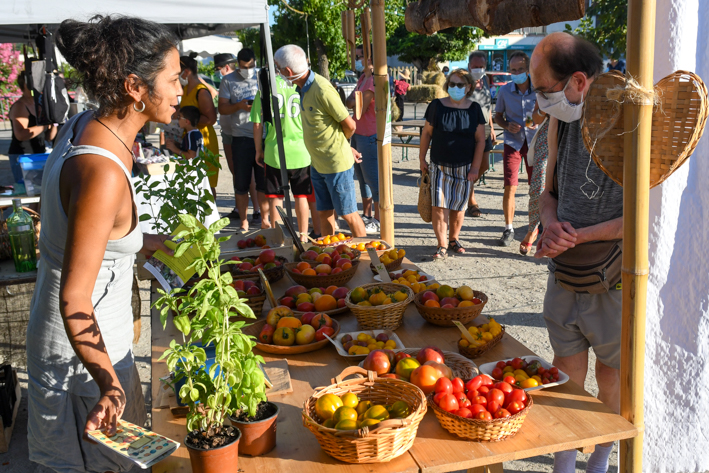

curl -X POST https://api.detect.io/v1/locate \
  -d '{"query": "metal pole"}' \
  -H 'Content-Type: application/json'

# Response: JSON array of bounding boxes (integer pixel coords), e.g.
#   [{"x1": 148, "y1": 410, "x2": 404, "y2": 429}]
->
[
  {"x1": 261, "y1": 17, "x2": 295, "y2": 226},
  {"x1": 620, "y1": 0, "x2": 655, "y2": 471},
  {"x1": 371, "y1": 0, "x2": 395, "y2": 246}
]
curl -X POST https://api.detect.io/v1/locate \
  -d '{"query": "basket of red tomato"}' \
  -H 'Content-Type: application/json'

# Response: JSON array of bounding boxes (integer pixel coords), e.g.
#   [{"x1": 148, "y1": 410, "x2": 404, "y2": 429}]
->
[{"x1": 427, "y1": 373, "x2": 532, "y2": 442}]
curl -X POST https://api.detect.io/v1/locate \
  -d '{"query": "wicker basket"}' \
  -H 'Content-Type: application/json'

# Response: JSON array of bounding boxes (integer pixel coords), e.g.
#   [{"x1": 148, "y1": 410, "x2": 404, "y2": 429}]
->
[
  {"x1": 369, "y1": 256, "x2": 404, "y2": 274},
  {"x1": 345, "y1": 283, "x2": 414, "y2": 330},
  {"x1": 359, "y1": 349, "x2": 479, "y2": 380},
  {"x1": 299, "y1": 248, "x2": 362, "y2": 266},
  {"x1": 413, "y1": 290, "x2": 488, "y2": 327},
  {"x1": 582, "y1": 70, "x2": 709, "y2": 189},
  {"x1": 302, "y1": 366, "x2": 427, "y2": 463},
  {"x1": 427, "y1": 391, "x2": 533, "y2": 442},
  {"x1": 0, "y1": 206, "x2": 41, "y2": 261},
  {"x1": 458, "y1": 325, "x2": 506, "y2": 359},
  {"x1": 285, "y1": 260, "x2": 360, "y2": 289},
  {"x1": 231, "y1": 256, "x2": 287, "y2": 283}
]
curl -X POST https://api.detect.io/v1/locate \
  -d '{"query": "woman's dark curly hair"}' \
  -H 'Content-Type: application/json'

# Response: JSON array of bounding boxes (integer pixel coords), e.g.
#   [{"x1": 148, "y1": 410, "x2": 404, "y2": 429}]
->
[
  {"x1": 56, "y1": 15, "x2": 178, "y2": 117},
  {"x1": 179, "y1": 52, "x2": 199, "y2": 75}
]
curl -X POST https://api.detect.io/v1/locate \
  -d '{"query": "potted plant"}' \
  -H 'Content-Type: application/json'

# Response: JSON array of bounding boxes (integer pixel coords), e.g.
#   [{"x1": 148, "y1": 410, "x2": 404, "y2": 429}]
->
[{"x1": 156, "y1": 215, "x2": 278, "y2": 471}]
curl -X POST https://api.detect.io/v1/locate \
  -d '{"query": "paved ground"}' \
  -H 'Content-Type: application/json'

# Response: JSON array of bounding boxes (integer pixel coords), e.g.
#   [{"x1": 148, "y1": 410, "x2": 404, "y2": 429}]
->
[{"x1": 0, "y1": 105, "x2": 618, "y2": 472}]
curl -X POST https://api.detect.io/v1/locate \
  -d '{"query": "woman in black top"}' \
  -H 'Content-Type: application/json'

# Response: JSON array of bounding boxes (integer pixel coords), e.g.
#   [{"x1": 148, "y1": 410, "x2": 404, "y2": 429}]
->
[
  {"x1": 419, "y1": 69, "x2": 486, "y2": 259},
  {"x1": 8, "y1": 72, "x2": 57, "y2": 184}
]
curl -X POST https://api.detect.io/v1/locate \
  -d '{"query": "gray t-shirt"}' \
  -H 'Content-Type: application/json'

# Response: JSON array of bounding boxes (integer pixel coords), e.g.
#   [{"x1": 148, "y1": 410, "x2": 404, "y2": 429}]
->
[
  {"x1": 470, "y1": 81, "x2": 491, "y2": 138},
  {"x1": 218, "y1": 70, "x2": 259, "y2": 138},
  {"x1": 555, "y1": 119, "x2": 623, "y2": 230}
]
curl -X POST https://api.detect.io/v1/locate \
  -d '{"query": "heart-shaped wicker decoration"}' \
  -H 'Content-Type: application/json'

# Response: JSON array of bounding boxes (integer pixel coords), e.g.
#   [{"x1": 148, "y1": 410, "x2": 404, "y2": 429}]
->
[{"x1": 582, "y1": 70, "x2": 708, "y2": 189}]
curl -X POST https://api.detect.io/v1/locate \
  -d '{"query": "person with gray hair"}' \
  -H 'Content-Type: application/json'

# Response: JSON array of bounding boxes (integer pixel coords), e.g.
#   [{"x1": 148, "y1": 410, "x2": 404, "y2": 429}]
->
[{"x1": 274, "y1": 44, "x2": 366, "y2": 237}]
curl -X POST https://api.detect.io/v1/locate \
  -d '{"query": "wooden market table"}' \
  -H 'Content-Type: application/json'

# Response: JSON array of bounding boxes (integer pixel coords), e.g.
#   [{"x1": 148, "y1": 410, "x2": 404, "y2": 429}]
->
[{"x1": 150, "y1": 251, "x2": 636, "y2": 472}]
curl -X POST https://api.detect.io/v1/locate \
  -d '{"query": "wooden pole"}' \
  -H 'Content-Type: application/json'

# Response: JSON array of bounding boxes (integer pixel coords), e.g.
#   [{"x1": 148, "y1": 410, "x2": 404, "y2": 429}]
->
[
  {"x1": 620, "y1": 0, "x2": 655, "y2": 471},
  {"x1": 370, "y1": 0, "x2": 395, "y2": 246}
]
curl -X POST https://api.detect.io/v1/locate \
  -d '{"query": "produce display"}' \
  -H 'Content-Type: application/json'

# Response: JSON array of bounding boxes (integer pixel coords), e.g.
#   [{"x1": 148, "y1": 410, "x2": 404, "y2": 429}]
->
[
  {"x1": 350, "y1": 240, "x2": 389, "y2": 252},
  {"x1": 258, "y1": 306, "x2": 336, "y2": 346},
  {"x1": 289, "y1": 258, "x2": 353, "y2": 276},
  {"x1": 230, "y1": 279, "x2": 263, "y2": 297},
  {"x1": 458, "y1": 318, "x2": 503, "y2": 348},
  {"x1": 312, "y1": 233, "x2": 352, "y2": 247},
  {"x1": 277, "y1": 284, "x2": 349, "y2": 312},
  {"x1": 431, "y1": 373, "x2": 531, "y2": 420},
  {"x1": 381, "y1": 270, "x2": 435, "y2": 294},
  {"x1": 230, "y1": 248, "x2": 283, "y2": 273},
  {"x1": 488, "y1": 357, "x2": 561, "y2": 389},
  {"x1": 314, "y1": 392, "x2": 412, "y2": 430},
  {"x1": 299, "y1": 244, "x2": 359, "y2": 264},
  {"x1": 349, "y1": 284, "x2": 411, "y2": 307},
  {"x1": 372, "y1": 248, "x2": 406, "y2": 266},
  {"x1": 419, "y1": 285, "x2": 482, "y2": 308},
  {"x1": 235, "y1": 233, "x2": 269, "y2": 249},
  {"x1": 340, "y1": 332, "x2": 398, "y2": 355}
]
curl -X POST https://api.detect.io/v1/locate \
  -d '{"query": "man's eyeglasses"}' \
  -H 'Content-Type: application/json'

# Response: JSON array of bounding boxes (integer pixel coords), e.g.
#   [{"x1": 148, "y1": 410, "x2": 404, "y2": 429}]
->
[
  {"x1": 448, "y1": 82, "x2": 467, "y2": 89},
  {"x1": 535, "y1": 76, "x2": 572, "y2": 100}
]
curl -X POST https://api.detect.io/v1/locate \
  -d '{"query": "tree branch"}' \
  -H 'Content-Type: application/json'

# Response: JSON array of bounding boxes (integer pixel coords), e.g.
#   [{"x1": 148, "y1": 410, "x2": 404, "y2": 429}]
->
[{"x1": 405, "y1": 0, "x2": 586, "y2": 36}]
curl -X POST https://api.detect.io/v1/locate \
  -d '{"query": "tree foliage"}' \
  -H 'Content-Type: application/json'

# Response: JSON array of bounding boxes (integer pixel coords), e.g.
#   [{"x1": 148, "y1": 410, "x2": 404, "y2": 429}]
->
[
  {"x1": 235, "y1": 27, "x2": 261, "y2": 63},
  {"x1": 569, "y1": 0, "x2": 627, "y2": 59},
  {"x1": 268, "y1": 0, "x2": 406, "y2": 79},
  {"x1": 387, "y1": 26, "x2": 483, "y2": 72}
]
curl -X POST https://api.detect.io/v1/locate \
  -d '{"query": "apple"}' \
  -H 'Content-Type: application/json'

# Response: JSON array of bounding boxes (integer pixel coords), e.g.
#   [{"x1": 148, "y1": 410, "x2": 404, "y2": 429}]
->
[
  {"x1": 230, "y1": 256, "x2": 241, "y2": 262},
  {"x1": 332, "y1": 287, "x2": 349, "y2": 300},
  {"x1": 311, "y1": 313, "x2": 333, "y2": 330},
  {"x1": 246, "y1": 286, "x2": 261, "y2": 296},
  {"x1": 336, "y1": 244, "x2": 350, "y2": 253},
  {"x1": 254, "y1": 257, "x2": 262, "y2": 266},
  {"x1": 237, "y1": 239, "x2": 247, "y2": 249},
  {"x1": 331, "y1": 267, "x2": 343, "y2": 274},
  {"x1": 264, "y1": 262, "x2": 276, "y2": 270},
  {"x1": 239, "y1": 262, "x2": 253, "y2": 271},
  {"x1": 285, "y1": 285, "x2": 308, "y2": 298},
  {"x1": 421, "y1": 291, "x2": 439, "y2": 303},
  {"x1": 336, "y1": 258, "x2": 350, "y2": 268},
  {"x1": 242, "y1": 258, "x2": 255, "y2": 264},
  {"x1": 280, "y1": 296, "x2": 295, "y2": 309},
  {"x1": 251, "y1": 264, "x2": 263, "y2": 272},
  {"x1": 308, "y1": 287, "x2": 323, "y2": 295},
  {"x1": 246, "y1": 238, "x2": 255, "y2": 247},
  {"x1": 292, "y1": 269, "x2": 302, "y2": 274},
  {"x1": 338, "y1": 254, "x2": 351, "y2": 261},
  {"x1": 323, "y1": 247, "x2": 335, "y2": 254},
  {"x1": 315, "y1": 326, "x2": 335, "y2": 342},
  {"x1": 260, "y1": 249, "x2": 276, "y2": 264},
  {"x1": 295, "y1": 325, "x2": 316, "y2": 345},
  {"x1": 307, "y1": 246, "x2": 322, "y2": 254},
  {"x1": 232, "y1": 280, "x2": 246, "y2": 291},
  {"x1": 440, "y1": 297, "x2": 459, "y2": 308},
  {"x1": 441, "y1": 304, "x2": 455, "y2": 309},
  {"x1": 362, "y1": 350, "x2": 391, "y2": 375},
  {"x1": 330, "y1": 250, "x2": 340, "y2": 261},
  {"x1": 337, "y1": 299, "x2": 347, "y2": 308},
  {"x1": 302, "y1": 250, "x2": 319, "y2": 261},
  {"x1": 297, "y1": 302, "x2": 315, "y2": 312},
  {"x1": 417, "y1": 347, "x2": 445, "y2": 365}
]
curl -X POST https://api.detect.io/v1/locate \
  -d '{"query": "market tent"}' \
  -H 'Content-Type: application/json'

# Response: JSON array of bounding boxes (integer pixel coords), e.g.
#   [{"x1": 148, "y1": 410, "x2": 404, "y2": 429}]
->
[
  {"x1": 180, "y1": 35, "x2": 243, "y2": 58},
  {"x1": 0, "y1": 0, "x2": 297, "y2": 222}
]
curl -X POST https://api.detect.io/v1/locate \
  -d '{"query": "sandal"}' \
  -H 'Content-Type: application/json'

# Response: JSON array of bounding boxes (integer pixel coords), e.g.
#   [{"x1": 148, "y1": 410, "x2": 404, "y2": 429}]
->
[
  {"x1": 466, "y1": 204, "x2": 482, "y2": 218},
  {"x1": 519, "y1": 230, "x2": 539, "y2": 256},
  {"x1": 433, "y1": 247, "x2": 447, "y2": 260},
  {"x1": 448, "y1": 239, "x2": 466, "y2": 254}
]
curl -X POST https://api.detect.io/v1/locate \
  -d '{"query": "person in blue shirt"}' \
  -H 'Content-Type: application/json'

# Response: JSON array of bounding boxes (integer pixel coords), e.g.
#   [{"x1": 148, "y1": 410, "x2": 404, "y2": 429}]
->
[
  {"x1": 165, "y1": 105, "x2": 203, "y2": 160},
  {"x1": 494, "y1": 51, "x2": 537, "y2": 247}
]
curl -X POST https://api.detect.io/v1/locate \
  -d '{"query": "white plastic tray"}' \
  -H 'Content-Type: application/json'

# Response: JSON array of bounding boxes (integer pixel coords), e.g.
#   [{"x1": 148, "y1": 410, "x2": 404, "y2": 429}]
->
[
  {"x1": 327, "y1": 330, "x2": 405, "y2": 359},
  {"x1": 373, "y1": 271, "x2": 436, "y2": 283},
  {"x1": 478, "y1": 355, "x2": 570, "y2": 392}
]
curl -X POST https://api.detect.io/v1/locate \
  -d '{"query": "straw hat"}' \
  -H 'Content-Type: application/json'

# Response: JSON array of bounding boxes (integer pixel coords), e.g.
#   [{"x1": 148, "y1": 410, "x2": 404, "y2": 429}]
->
[
  {"x1": 582, "y1": 70, "x2": 708, "y2": 188},
  {"x1": 398, "y1": 70, "x2": 411, "y2": 81}
]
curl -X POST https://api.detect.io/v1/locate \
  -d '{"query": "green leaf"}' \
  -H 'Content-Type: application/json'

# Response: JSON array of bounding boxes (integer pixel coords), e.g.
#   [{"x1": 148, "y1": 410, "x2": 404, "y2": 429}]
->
[
  {"x1": 173, "y1": 315, "x2": 191, "y2": 336},
  {"x1": 190, "y1": 388, "x2": 199, "y2": 402},
  {"x1": 139, "y1": 214, "x2": 152, "y2": 222}
]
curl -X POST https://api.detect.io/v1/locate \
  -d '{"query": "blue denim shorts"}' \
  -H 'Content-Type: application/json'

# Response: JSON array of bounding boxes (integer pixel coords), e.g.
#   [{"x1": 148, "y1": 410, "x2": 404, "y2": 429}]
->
[
  {"x1": 351, "y1": 133, "x2": 379, "y2": 202},
  {"x1": 310, "y1": 165, "x2": 358, "y2": 216}
]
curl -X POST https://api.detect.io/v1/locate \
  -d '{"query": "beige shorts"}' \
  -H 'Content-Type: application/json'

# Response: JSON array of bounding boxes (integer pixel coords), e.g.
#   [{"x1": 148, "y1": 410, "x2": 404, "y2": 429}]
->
[{"x1": 542, "y1": 273, "x2": 622, "y2": 369}]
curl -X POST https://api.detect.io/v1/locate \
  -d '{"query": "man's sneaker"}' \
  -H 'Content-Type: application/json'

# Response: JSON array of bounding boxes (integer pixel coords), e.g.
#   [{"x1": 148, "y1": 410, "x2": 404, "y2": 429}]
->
[
  {"x1": 251, "y1": 211, "x2": 262, "y2": 225},
  {"x1": 371, "y1": 217, "x2": 381, "y2": 230},
  {"x1": 363, "y1": 216, "x2": 379, "y2": 235},
  {"x1": 225, "y1": 208, "x2": 240, "y2": 220},
  {"x1": 499, "y1": 229, "x2": 515, "y2": 247}
]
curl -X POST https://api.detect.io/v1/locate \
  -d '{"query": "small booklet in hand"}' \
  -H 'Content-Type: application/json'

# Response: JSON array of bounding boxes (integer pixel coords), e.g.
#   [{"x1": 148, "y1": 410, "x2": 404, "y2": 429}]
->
[
  {"x1": 143, "y1": 219, "x2": 207, "y2": 293},
  {"x1": 87, "y1": 419, "x2": 180, "y2": 469}
]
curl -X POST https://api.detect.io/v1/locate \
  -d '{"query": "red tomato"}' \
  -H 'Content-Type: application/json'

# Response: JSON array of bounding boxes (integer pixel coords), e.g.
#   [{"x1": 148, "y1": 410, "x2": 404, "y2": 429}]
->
[
  {"x1": 465, "y1": 376, "x2": 483, "y2": 392},
  {"x1": 434, "y1": 377, "x2": 453, "y2": 395},
  {"x1": 495, "y1": 361, "x2": 507, "y2": 370},
  {"x1": 433, "y1": 392, "x2": 446, "y2": 405},
  {"x1": 506, "y1": 401, "x2": 525, "y2": 415},
  {"x1": 487, "y1": 401, "x2": 500, "y2": 414},
  {"x1": 451, "y1": 378, "x2": 465, "y2": 393},
  {"x1": 480, "y1": 375, "x2": 494, "y2": 388},
  {"x1": 459, "y1": 398, "x2": 471, "y2": 409},
  {"x1": 491, "y1": 367, "x2": 504, "y2": 380},
  {"x1": 494, "y1": 381, "x2": 513, "y2": 395},
  {"x1": 537, "y1": 367, "x2": 547, "y2": 376},
  {"x1": 494, "y1": 408, "x2": 512, "y2": 419},
  {"x1": 438, "y1": 393, "x2": 459, "y2": 413},
  {"x1": 466, "y1": 389, "x2": 479, "y2": 401},
  {"x1": 472, "y1": 395, "x2": 487, "y2": 407},
  {"x1": 510, "y1": 357, "x2": 526, "y2": 370},
  {"x1": 550, "y1": 367, "x2": 559, "y2": 376},
  {"x1": 478, "y1": 386, "x2": 490, "y2": 395},
  {"x1": 503, "y1": 375, "x2": 517, "y2": 385},
  {"x1": 507, "y1": 388, "x2": 527, "y2": 406},
  {"x1": 474, "y1": 411, "x2": 493, "y2": 421},
  {"x1": 486, "y1": 388, "x2": 505, "y2": 407},
  {"x1": 470, "y1": 404, "x2": 487, "y2": 415},
  {"x1": 455, "y1": 408, "x2": 473, "y2": 418}
]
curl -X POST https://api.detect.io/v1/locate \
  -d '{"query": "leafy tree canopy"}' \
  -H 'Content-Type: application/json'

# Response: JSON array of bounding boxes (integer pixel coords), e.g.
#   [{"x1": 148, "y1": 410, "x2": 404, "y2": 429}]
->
[
  {"x1": 387, "y1": 25, "x2": 483, "y2": 72},
  {"x1": 568, "y1": 0, "x2": 627, "y2": 59}
]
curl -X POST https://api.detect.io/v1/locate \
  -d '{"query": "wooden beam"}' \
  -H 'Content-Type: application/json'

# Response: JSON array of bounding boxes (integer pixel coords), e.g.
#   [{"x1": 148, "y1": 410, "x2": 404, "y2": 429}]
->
[
  {"x1": 620, "y1": 0, "x2": 656, "y2": 472},
  {"x1": 405, "y1": 0, "x2": 585, "y2": 36}
]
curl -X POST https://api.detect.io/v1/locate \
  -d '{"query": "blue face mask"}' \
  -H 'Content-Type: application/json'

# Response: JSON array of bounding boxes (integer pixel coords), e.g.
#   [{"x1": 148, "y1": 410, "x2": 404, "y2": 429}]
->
[
  {"x1": 448, "y1": 86, "x2": 467, "y2": 101},
  {"x1": 511, "y1": 72, "x2": 528, "y2": 84},
  {"x1": 355, "y1": 60, "x2": 364, "y2": 73}
]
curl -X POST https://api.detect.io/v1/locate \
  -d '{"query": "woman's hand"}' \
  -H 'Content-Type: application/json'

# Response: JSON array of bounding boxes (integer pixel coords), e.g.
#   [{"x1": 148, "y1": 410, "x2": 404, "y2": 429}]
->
[
  {"x1": 84, "y1": 385, "x2": 126, "y2": 441},
  {"x1": 420, "y1": 158, "x2": 429, "y2": 174},
  {"x1": 140, "y1": 234, "x2": 174, "y2": 257},
  {"x1": 467, "y1": 168, "x2": 478, "y2": 182},
  {"x1": 351, "y1": 147, "x2": 363, "y2": 163}
]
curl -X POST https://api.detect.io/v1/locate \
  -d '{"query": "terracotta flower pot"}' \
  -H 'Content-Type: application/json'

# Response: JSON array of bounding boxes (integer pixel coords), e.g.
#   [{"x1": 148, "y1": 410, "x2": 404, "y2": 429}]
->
[
  {"x1": 185, "y1": 426, "x2": 241, "y2": 473},
  {"x1": 229, "y1": 402, "x2": 280, "y2": 456}
]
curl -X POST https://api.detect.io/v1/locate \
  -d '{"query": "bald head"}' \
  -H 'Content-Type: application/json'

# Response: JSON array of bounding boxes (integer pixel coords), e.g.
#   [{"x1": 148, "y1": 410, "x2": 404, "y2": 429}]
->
[{"x1": 531, "y1": 32, "x2": 602, "y2": 87}]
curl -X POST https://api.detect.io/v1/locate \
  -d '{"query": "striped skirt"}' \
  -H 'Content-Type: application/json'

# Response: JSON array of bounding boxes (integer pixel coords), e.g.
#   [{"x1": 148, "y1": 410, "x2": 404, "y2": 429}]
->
[{"x1": 431, "y1": 162, "x2": 471, "y2": 211}]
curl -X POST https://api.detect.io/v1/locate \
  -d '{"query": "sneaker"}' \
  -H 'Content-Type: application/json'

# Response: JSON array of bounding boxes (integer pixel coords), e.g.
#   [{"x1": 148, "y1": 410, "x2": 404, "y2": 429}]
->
[
  {"x1": 308, "y1": 230, "x2": 321, "y2": 241},
  {"x1": 499, "y1": 229, "x2": 515, "y2": 247},
  {"x1": 225, "y1": 209, "x2": 240, "y2": 220},
  {"x1": 251, "y1": 211, "x2": 262, "y2": 225},
  {"x1": 371, "y1": 217, "x2": 380, "y2": 230},
  {"x1": 364, "y1": 218, "x2": 379, "y2": 235}
]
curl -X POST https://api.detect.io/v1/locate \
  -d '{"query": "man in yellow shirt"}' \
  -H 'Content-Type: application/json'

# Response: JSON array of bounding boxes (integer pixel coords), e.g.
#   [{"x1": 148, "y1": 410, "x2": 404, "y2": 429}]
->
[{"x1": 274, "y1": 45, "x2": 366, "y2": 237}]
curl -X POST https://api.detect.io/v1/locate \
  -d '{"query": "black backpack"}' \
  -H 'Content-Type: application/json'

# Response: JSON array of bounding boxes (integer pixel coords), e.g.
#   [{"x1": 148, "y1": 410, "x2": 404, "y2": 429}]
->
[{"x1": 24, "y1": 32, "x2": 70, "y2": 125}]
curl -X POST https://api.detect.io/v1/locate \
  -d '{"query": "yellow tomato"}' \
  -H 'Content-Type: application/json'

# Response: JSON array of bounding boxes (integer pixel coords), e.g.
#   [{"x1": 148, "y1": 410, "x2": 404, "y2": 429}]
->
[
  {"x1": 459, "y1": 339, "x2": 469, "y2": 348},
  {"x1": 513, "y1": 369, "x2": 527, "y2": 377},
  {"x1": 515, "y1": 373, "x2": 529, "y2": 383},
  {"x1": 532, "y1": 375, "x2": 542, "y2": 383},
  {"x1": 376, "y1": 341, "x2": 385, "y2": 348},
  {"x1": 397, "y1": 249, "x2": 406, "y2": 258},
  {"x1": 367, "y1": 343, "x2": 378, "y2": 351},
  {"x1": 521, "y1": 378, "x2": 539, "y2": 389},
  {"x1": 480, "y1": 324, "x2": 490, "y2": 332},
  {"x1": 384, "y1": 340, "x2": 397, "y2": 349},
  {"x1": 503, "y1": 365, "x2": 515, "y2": 373},
  {"x1": 468, "y1": 326, "x2": 479, "y2": 335},
  {"x1": 357, "y1": 333, "x2": 369, "y2": 342},
  {"x1": 341, "y1": 393, "x2": 359, "y2": 408},
  {"x1": 482, "y1": 332, "x2": 494, "y2": 342}
]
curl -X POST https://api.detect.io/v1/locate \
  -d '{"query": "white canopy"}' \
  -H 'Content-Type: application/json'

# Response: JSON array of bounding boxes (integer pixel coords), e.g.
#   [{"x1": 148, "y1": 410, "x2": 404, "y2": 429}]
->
[{"x1": 181, "y1": 35, "x2": 243, "y2": 59}]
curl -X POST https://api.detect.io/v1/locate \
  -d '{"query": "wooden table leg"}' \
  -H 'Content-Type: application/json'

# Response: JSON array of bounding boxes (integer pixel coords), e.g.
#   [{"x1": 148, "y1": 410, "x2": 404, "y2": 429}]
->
[{"x1": 467, "y1": 463, "x2": 504, "y2": 473}]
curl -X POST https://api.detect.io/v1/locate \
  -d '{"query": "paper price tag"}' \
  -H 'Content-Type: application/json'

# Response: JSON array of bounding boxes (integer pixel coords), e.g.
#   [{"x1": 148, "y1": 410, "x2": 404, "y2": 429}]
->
[
  {"x1": 452, "y1": 320, "x2": 481, "y2": 346},
  {"x1": 367, "y1": 248, "x2": 391, "y2": 283}
]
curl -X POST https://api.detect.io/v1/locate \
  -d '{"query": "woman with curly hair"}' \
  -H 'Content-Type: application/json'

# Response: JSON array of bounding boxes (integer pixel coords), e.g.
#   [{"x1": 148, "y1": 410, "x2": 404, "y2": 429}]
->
[{"x1": 26, "y1": 15, "x2": 180, "y2": 472}]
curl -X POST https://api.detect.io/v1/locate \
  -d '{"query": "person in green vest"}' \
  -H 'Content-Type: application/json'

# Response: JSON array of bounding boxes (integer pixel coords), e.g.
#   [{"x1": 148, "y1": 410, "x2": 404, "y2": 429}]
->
[{"x1": 251, "y1": 75, "x2": 322, "y2": 241}]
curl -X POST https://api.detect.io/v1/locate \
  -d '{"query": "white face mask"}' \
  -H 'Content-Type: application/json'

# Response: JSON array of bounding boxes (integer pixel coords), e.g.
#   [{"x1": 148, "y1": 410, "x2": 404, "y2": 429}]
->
[
  {"x1": 279, "y1": 69, "x2": 307, "y2": 88},
  {"x1": 179, "y1": 72, "x2": 189, "y2": 87},
  {"x1": 239, "y1": 67, "x2": 255, "y2": 80},
  {"x1": 469, "y1": 68, "x2": 485, "y2": 82},
  {"x1": 536, "y1": 77, "x2": 586, "y2": 123}
]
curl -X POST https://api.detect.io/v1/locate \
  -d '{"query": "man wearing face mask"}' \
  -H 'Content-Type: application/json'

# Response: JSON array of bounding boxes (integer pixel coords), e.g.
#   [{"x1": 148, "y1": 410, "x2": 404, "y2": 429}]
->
[
  {"x1": 466, "y1": 51, "x2": 497, "y2": 218},
  {"x1": 218, "y1": 48, "x2": 267, "y2": 231},
  {"x1": 494, "y1": 51, "x2": 536, "y2": 246},
  {"x1": 531, "y1": 32, "x2": 623, "y2": 473}
]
